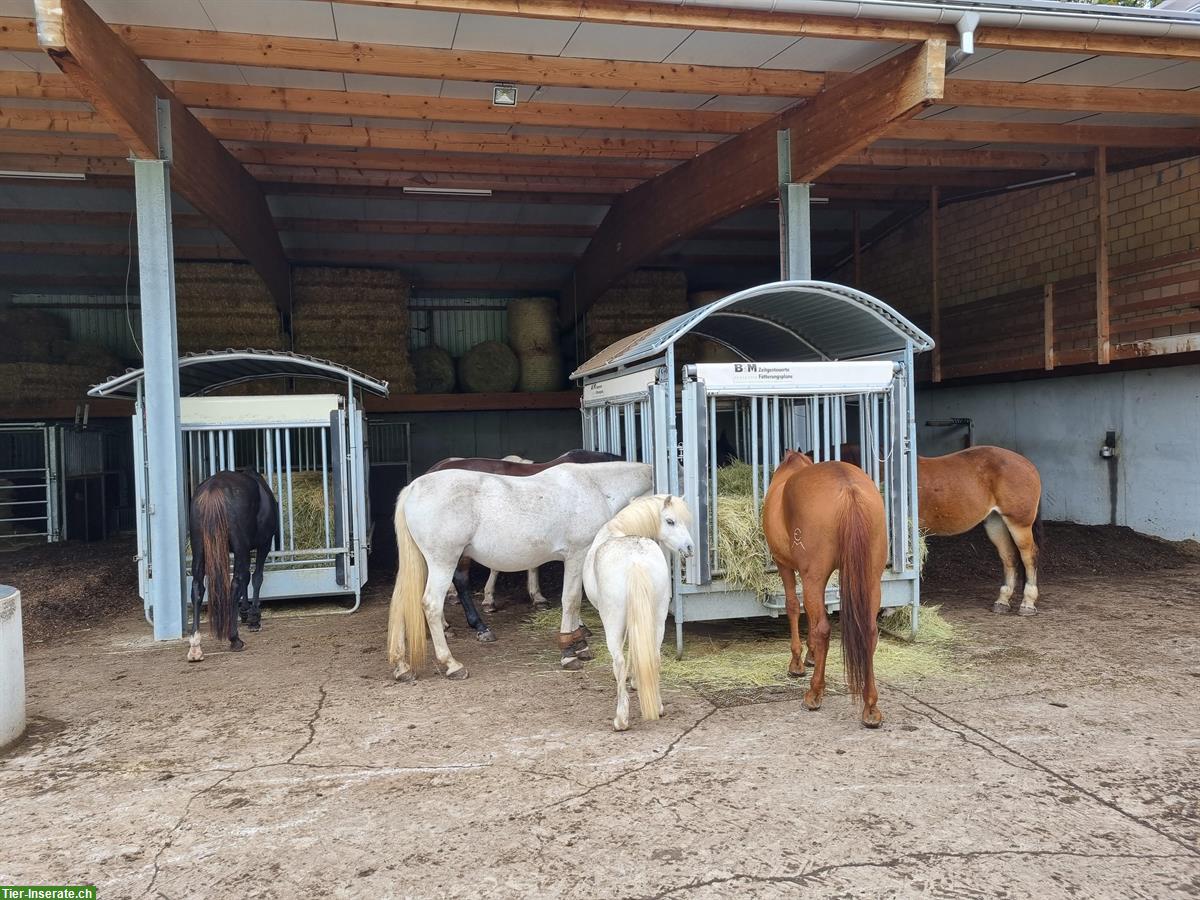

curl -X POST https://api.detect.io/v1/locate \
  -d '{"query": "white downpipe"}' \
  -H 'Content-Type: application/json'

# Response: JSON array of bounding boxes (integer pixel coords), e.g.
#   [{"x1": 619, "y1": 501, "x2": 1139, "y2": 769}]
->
[{"x1": 946, "y1": 11, "x2": 980, "y2": 73}]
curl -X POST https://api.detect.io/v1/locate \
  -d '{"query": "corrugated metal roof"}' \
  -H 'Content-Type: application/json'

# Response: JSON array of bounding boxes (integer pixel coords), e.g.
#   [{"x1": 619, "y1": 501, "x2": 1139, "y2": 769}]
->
[
  {"x1": 87, "y1": 349, "x2": 390, "y2": 399},
  {"x1": 571, "y1": 280, "x2": 933, "y2": 379}
]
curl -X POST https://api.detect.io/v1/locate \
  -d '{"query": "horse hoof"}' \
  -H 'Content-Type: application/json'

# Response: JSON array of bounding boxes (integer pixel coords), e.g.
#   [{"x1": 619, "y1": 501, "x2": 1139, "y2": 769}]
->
[
  {"x1": 575, "y1": 644, "x2": 595, "y2": 661},
  {"x1": 1017, "y1": 605, "x2": 1038, "y2": 617},
  {"x1": 248, "y1": 623, "x2": 261, "y2": 633},
  {"x1": 482, "y1": 603, "x2": 496, "y2": 614},
  {"x1": 476, "y1": 629, "x2": 497, "y2": 643},
  {"x1": 803, "y1": 693, "x2": 822, "y2": 711},
  {"x1": 445, "y1": 666, "x2": 469, "y2": 681},
  {"x1": 787, "y1": 667, "x2": 805, "y2": 679},
  {"x1": 443, "y1": 627, "x2": 456, "y2": 639},
  {"x1": 230, "y1": 639, "x2": 245, "y2": 652},
  {"x1": 862, "y1": 710, "x2": 883, "y2": 729},
  {"x1": 393, "y1": 667, "x2": 415, "y2": 683},
  {"x1": 612, "y1": 719, "x2": 629, "y2": 732},
  {"x1": 992, "y1": 601, "x2": 1011, "y2": 614},
  {"x1": 186, "y1": 650, "x2": 204, "y2": 663},
  {"x1": 560, "y1": 657, "x2": 584, "y2": 671}
]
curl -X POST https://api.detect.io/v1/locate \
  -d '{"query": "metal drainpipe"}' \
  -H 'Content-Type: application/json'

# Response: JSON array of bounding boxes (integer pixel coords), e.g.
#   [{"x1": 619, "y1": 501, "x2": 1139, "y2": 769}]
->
[{"x1": 945, "y1": 11, "x2": 980, "y2": 74}]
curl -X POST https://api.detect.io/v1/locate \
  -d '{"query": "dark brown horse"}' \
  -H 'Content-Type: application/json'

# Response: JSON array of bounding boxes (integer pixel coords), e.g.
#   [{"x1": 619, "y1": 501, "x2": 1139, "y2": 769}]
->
[
  {"x1": 918, "y1": 446, "x2": 1043, "y2": 615},
  {"x1": 186, "y1": 468, "x2": 278, "y2": 662},
  {"x1": 422, "y1": 449, "x2": 623, "y2": 644},
  {"x1": 763, "y1": 450, "x2": 890, "y2": 728}
]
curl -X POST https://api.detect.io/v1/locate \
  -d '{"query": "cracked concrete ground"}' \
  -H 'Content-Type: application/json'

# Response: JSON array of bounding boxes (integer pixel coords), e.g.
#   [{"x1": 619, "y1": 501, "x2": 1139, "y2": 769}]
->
[{"x1": 2, "y1": 558, "x2": 1199, "y2": 899}]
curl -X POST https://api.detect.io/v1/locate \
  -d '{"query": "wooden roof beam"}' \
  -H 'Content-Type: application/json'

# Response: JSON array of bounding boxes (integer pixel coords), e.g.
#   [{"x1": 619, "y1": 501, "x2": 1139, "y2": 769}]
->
[
  {"x1": 559, "y1": 39, "x2": 947, "y2": 327},
  {"x1": 942, "y1": 80, "x2": 1200, "y2": 118},
  {"x1": 0, "y1": 16, "x2": 822, "y2": 98},
  {"x1": 30, "y1": 0, "x2": 290, "y2": 313},
  {"x1": 892, "y1": 119, "x2": 1200, "y2": 149}
]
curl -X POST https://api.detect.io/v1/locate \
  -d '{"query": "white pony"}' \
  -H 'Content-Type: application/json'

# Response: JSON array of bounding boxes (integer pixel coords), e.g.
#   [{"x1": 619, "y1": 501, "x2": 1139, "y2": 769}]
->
[
  {"x1": 583, "y1": 495, "x2": 694, "y2": 731},
  {"x1": 388, "y1": 461, "x2": 652, "y2": 681}
]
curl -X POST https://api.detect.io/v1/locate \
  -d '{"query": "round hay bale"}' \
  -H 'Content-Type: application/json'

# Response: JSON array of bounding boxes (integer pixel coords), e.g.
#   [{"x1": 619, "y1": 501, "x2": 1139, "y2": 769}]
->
[
  {"x1": 507, "y1": 297, "x2": 556, "y2": 353},
  {"x1": 517, "y1": 350, "x2": 563, "y2": 392},
  {"x1": 411, "y1": 346, "x2": 456, "y2": 394},
  {"x1": 458, "y1": 341, "x2": 519, "y2": 393}
]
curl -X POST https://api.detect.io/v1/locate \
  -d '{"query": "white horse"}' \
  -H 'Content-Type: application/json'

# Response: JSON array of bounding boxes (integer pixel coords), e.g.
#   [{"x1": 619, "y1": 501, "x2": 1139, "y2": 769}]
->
[
  {"x1": 388, "y1": 461, "x2": 652, "y2": 681},
  {"x1": 583, "y1": 495, "x2": 694, "y2": 731}
]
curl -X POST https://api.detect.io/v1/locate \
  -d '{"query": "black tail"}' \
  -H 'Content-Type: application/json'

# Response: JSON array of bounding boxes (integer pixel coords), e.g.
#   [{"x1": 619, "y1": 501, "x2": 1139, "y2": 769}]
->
[
  {"x1": 1032, "y1": 493, "x2": 1045, "y2": 556},
  {"x1": 196, "y1": 490, "x2": 233, "y2": 640}
]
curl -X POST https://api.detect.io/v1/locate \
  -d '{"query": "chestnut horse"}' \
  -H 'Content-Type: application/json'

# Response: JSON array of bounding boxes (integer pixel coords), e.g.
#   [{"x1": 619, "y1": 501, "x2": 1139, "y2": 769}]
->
[
  {"x1": 763, "y1": 450, "x2": 889, "y2": 728},
  {"x1": 918, "y1": 446, "x2": 1043, "y2": 616}
]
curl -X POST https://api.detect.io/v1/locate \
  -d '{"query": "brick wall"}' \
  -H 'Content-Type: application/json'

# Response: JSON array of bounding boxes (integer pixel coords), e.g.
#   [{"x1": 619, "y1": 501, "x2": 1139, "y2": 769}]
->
[{"x1": 834, "y1": 155, "x2": 1200, "y2": 378}]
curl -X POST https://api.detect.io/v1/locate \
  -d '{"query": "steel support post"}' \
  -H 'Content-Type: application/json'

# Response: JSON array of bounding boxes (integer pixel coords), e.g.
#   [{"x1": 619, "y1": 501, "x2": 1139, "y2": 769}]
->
[
  {"x1": 136, "y1": 100, "x2": 185, "y2": 641},
  {"x1": 777, "y1": 130, "x2": 813, "y2": 280}
]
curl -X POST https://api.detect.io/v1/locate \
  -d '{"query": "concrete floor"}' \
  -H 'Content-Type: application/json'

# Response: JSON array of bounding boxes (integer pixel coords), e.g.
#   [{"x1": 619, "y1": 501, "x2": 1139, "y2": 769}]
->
[{"x1": 2, "y1": 567, "x2": 1199, "y2": 899}]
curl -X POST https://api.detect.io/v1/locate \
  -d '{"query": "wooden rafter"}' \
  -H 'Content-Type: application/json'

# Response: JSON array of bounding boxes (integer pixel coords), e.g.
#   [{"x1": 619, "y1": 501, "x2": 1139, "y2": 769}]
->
[
  {"x1": 892, "y1": 119, "x2": 1200, "y2": 150},
  {"x1": 0, "y1": 17, "x2": 821, "y2": 97},
  {"x1": 942, "y1": 80, "x2": 1200, "y2": 118},
  {"x1": 561, "y1": 39, "x2": 947, "y2": 326},
  {"x1": 30, "y1": 0, "x2": 290, "y2": 312},
  {"x1": 335, "y1": 0, "x2": 1200, "y2": 61}
]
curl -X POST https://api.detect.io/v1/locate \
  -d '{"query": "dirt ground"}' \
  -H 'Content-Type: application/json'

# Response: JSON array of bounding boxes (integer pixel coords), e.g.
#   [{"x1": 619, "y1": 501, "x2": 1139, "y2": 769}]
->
[{"x1": 1, "y1": 526, "x2": 1199, "y2": 898}]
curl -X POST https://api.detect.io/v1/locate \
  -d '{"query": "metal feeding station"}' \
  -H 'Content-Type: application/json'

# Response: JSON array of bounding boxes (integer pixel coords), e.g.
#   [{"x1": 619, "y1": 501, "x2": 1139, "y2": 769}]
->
[
  {"x1": 89, "y1": 350, "x2": 388, "y2": 633},
  {"x1": 572, "y1": 282, "x2": 933, "y2": 655}
]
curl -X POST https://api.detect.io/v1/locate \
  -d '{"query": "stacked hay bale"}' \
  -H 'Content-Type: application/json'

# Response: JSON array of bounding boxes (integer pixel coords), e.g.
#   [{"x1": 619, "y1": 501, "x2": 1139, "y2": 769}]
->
[
  {"x1": 0, "y1": 308, "x2": 124, "y2": 406},
  {"x1": 174, "y1": 262, "x2": 285, "y2": 354},
  {"x1": 585, "y1": 270, "x2": 688, "y2": 360},
  {"x1": 411, "y1": 346, "x2": 456, "y2": 394},
  {"x1": 292, "y1": 267, "x2": 415, "y2": 395},
  {"x1": 508, "y1": 297, "x2": 563, "y2": 392},
  {"x1": 458, "y1": 340, "x2": 519, "y2": 393}
]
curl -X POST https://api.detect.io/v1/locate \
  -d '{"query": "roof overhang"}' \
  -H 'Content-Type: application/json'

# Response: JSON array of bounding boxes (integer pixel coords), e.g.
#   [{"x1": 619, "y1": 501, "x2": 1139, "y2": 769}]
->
[{"x1": 87, "y1": 349, "x2": 390, "y2": 400}]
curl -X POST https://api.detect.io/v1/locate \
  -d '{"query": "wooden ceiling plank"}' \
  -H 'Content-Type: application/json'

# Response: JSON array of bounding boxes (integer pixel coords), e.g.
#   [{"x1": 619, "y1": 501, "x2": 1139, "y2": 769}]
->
[
  {"x1": 943, "y1": 80, "x2": 1200, "y2": 118},
  {"x1": 560, "y1": 39, "x2": 946, "y2": 326},
  {"x1": 30, "y1": 0, "x2": 290, "y2": 311},
  {"x1": 892, "y1": 119, "x2": 1200, "y2": 149}
]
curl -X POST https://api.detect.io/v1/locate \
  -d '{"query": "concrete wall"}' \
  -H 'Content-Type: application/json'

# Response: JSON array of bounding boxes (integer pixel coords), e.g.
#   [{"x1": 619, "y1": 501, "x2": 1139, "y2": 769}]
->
[{"x1": 916, "y1": 365, "x2": 1200, "y2": 541}]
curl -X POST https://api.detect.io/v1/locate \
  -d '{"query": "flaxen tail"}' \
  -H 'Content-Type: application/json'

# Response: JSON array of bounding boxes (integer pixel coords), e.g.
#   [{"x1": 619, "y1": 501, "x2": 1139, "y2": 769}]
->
[
  {"x1": 196, "y1": 490, "x2": 233, "y2": 641},
  {"x1": 387, "y1": 486, "x2": 428, "y2": 673},
  {"x1": 625, "y1": 563, "x2": 662, "y2": 722},
  {"x1": 837, "y1": 489, "x2": 875, "y2": 700}
]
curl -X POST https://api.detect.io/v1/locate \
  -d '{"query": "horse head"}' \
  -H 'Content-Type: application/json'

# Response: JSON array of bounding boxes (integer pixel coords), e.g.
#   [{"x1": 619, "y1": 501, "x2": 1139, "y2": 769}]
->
[{"x1": 658, "y1": 496, "x2": 695, "y2": 559}]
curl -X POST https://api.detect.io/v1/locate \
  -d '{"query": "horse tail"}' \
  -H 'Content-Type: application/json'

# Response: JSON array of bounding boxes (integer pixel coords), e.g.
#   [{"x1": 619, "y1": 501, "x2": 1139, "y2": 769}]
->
[
  {"x1": 625, "y1": 562, "x2": 662, "y2": 722},
  {"x1": 837, "y1": 488, "x2": 875, "y2": 701},
  {"x1": 387, "y1": 485, "x2": 428, "y2": 673},
  {"x1": 196, "y1": 489, "x2": 233, "y2": 641},
  {"x1": 1032, "y1": 493, "x2": 1045, "y2": 556}
]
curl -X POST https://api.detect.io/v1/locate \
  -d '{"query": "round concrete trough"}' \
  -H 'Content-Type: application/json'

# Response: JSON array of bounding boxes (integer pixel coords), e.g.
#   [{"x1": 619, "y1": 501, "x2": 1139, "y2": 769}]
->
[{"x1": 0, "y1": 585, "x2": 25, "y2": 750}]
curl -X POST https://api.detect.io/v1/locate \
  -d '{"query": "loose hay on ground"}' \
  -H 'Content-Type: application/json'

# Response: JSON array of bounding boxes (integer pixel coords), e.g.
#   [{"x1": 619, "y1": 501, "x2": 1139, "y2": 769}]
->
[{"x1": 522, "y1": 603, "x2": 965, "y2": 693}]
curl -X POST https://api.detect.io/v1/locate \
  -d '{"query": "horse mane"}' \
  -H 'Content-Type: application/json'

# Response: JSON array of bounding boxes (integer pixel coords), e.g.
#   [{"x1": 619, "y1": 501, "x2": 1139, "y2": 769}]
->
[{"x1": 608, "y1": 495, "x2": 690, "y2": 539}]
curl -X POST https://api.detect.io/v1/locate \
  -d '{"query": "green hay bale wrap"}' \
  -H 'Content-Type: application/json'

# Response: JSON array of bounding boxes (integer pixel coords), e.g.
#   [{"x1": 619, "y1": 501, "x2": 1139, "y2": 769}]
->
[
  {"x1": 458, "y1": 340, "x2": 519, "y2": 393},
  {"x1": 411, "y1": 346, "x2": 456, "y2": 394},
  {"x1": 517, "y1": 349, "x2": 563, "y2": 392},
  {"x1": 507, "y1": 297, "x2": 556, "y2": 353}
]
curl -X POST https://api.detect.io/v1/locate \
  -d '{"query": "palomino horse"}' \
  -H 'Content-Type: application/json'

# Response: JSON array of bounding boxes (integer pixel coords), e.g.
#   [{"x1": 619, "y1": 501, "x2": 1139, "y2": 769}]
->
[
  {"x1": 918, "y1": 446, "x2": 1043, "y2": 616},
  {"x1": 387, "y1": 461, "x2": 652, "y2": 681},
  {"x1": 583, "y1": 495, "x2": 694, "y2": 731},
  {"x1": 763, "y1": 450, "x2": 889, "y2": 728},
  {"x1": 433, "y1": 450, "x2": 623, "y2": 616},
  {"x1": 186, "y1": 468, "x2": 279, "y2": 662}
]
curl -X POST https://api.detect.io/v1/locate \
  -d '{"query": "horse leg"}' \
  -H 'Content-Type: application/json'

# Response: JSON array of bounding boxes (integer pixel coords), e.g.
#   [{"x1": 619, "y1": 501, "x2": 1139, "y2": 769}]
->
[
  {"x1": 604, "y1": 607, "x2": 631, "y2": 732},
  {"x1": 801, "y1": 574, "x2": 831, "y2": 711},
  {"x1": 1006, "y1": 518, "x2": 1040, "y2": 616},
  {"x1": 528, "y1": 566, "x2": 548, "y2": 608},
  {"x1": 228, "y1": 545, "x2": 251, "y2": 652},
  {"x1": 247, "y1": 536, "x2": 272, "y2": 632},
  {"x1": 779, "y1": 566, "x2": 806, "y2": 678},
  {"x1": 423, "y1": 564, "x2": 467, "y2": 679},
  {"x1": 482, "y1": 568, "x2": 500, "y2": 613},
  {"x1": 454, "y1": 559, "x2": 496, "y2": 643},
  {"x1": 861, "y1": 581, "x2": 883, "y2": 729},
  {"x1": 558, "y1": 556, "x2": 592, "y2": 669},
  {"x1": 984, "y1": 512, "x2": 1020, "y2": 614},
  {"x1": 187, "y1": 543, "x2": 205, "y2": 663}
]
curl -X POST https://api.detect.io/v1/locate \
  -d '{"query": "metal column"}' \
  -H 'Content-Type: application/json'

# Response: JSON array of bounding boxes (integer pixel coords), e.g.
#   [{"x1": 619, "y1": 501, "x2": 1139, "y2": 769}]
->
[
  {"x1": 777, "y1": 129, "x2": 813, "y2": 280},
  {"x1": 135, "y1": 100, "x2": 186, "y2": 641}
]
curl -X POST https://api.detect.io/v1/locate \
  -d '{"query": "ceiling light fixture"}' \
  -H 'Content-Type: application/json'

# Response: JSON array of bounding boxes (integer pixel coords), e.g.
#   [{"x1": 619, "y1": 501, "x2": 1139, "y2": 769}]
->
[
  {"x1": 0, "y1": 169, "x2": 86, "y2": 181},
  {"x1": 403, "y1": 187, "x2": 494, "y2": 197},
  {"x1": 492, "y1": 83, "x2": 518, "y2": 107}
]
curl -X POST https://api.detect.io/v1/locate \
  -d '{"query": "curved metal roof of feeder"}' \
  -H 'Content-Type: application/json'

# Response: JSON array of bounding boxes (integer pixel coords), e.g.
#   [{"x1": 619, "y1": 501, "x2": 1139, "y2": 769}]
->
[
  {"x1": 87, "y1": 349, "x2": 390, "y2": 400},
  {"x1": 571, "y1": 281, "x2": 934, "y2": 380}
]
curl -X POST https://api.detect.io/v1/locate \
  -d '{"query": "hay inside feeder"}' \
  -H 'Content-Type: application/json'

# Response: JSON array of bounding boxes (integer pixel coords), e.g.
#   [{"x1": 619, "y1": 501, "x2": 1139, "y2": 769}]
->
[{"x1": 268, "y1": 470, "x2": 333, "y2": 552}]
